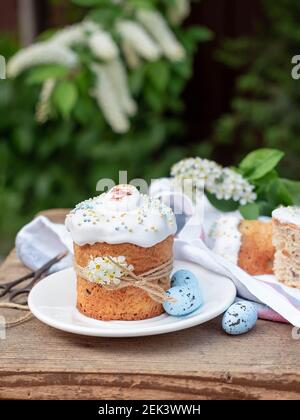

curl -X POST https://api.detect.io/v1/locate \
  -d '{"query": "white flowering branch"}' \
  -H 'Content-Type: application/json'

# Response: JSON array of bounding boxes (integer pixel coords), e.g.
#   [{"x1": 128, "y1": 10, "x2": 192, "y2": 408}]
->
[
  {"x1": 7, "y1": 43, "x2": 78, "y2": 78},
  {"x1": 137, "y1": 10, "x2": 185, "y2": 61},
  {"x1": 117, "y1": 20, "x2": 161, "y2": 61},
  {"x1": 8, "y1": 5, "x2": 188, "y2": 133},
  {"x1": 92, "y1": 63, "x2": 130, "y2": 134},
  {"x1": 88, "y1": 30, "x2": 119, "y2": 61},
  {"x1": 168, "y1": 0, "x2": 191, "y2": 25},
  {"x1": 50, "y1": 23, "x2": 86, "y2": 47},
  {"x1": 36, "y1": 79, "x2": 56, "y2": 124},
  {"x1": 171, "y1": 157, "x2": 257, "y2": 206},
  {"x1": 106, "y1": 59, "x2": 137, "y2": 117},
  {"x1": 121, "y1": 40, "x2": 141, "y2": 69}
]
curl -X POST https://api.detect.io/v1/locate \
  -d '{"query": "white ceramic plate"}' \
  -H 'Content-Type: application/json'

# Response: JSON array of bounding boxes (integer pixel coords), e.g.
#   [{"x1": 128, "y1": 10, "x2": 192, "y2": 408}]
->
[{"x1": 28, "y1": 260, "x2": 236, "y2": 337}]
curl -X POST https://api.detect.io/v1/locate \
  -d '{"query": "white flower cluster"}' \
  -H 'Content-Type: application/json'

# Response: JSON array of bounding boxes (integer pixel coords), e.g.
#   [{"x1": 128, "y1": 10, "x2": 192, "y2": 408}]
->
[
  {"x1": 86, "y1": 255, "x2": 134, "y2": 286},
  {"x1": 8, "y1": 9, "x2": 186, "y2": 132},
  {"x1": 92, "y1": 62, "x2": 132, "y2": 134},
  {"x1": 168, "y1": 0, "x2": 191, "y2": 25},
  {"x1": 117, "y1": 20, "x2": 161, "y2": 62},
  {"x1": 171, "y1": 157, "x2": 257, "y2": 206},
  {"x1": 137, "y1": 10, "x2": 185, "y2": 61},
  {"x1": 7, "y1": 43, "x2": 78, "y2": 78},
  {"x1": 36, "y1": 79, "x2": 56, "y2": 124},
  {"x1": 50, "y1": 23, "x2": 86, "y2": 46},
  {"x1": 88, "y1": 30, "x2": 119, "y2": 61}
]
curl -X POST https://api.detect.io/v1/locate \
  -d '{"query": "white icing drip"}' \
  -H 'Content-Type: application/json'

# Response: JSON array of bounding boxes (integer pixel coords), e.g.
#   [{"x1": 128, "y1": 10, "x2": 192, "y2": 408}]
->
[
  {"x1": 212, "y1": 216, "x2": 242, "y2": 265},
  {"x1": 272, "y1": 206, "x2": 300, "y2": 227},
  {"x1": 65, "y1": 185, "x2": 177, "y2": 247}
]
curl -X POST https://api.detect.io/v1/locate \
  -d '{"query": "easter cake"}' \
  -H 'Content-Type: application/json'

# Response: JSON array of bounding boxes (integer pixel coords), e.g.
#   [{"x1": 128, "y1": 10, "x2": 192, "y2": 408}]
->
[
  {"x1": 272, "y1": 206, "x2": 300, "y2": 289},
  {"x1": 65, "y1": 184, "x2": 177, "y2": 321},
  {"x1": 213, "y1": 216, "x2": 275, "y2": 275}
]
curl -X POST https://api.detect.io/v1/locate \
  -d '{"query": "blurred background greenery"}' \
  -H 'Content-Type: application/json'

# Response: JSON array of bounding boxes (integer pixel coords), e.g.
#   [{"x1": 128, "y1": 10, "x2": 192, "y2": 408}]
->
[{"x1": 0, "y1": 0, "x2": 299, "y2": 256}]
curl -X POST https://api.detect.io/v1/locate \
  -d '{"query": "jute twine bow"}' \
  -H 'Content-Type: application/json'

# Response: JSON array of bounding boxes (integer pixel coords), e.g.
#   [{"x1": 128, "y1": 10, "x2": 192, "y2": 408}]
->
[{"x1": 75, "y1": 256, "x2": 174, "y2": 304}]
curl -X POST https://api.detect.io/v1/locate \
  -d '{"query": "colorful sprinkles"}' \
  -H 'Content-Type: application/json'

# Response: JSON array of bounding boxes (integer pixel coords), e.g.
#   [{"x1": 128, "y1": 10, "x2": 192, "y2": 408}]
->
[
  {"x1": 65, "y1": 185, "x2": 177, "y2": 247},
  {"x1": 67, "y1": 192, "x2": 174, "y2": 233}
]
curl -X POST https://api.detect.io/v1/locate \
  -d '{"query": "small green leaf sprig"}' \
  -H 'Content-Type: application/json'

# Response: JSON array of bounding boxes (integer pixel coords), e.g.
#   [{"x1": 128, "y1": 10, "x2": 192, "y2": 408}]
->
[{"x1": 171, "y1": 148, "x2": 300, "y2": 219}]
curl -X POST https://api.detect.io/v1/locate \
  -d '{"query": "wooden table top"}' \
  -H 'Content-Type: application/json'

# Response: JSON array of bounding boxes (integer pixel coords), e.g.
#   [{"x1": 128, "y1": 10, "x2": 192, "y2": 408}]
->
[{"x1": 0, "y1": 209, "x2": 300, "y2": 400}]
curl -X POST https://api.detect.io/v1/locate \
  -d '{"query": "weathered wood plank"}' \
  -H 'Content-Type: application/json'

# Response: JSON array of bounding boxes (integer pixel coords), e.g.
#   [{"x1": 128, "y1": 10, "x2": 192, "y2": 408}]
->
[
  {"x1": 1, "y1": 371, "x2": 300, "y2": 400},
  {"x1": 0, "y1": 209, "x2": 299, "y2": 400}
]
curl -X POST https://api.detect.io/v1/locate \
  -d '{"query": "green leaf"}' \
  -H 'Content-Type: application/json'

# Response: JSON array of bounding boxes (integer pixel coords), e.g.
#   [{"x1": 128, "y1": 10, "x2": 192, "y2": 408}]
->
[
  {"x1": 144, "y1": 85, "x2": 164, "y2": 112},
  {"x1": 37, "y1": 29, "x2": 59, "y2": 42},
  {"x1": 267, "y1": 178, "x2": 294, "y2": 207},
  {"x1": 128, "y1": 0, "x2": 154, "y2": 9},
  {"x1": 281, "y1": 179, "x2": 300, "y2": 206},
  {"x1": 239, "y1": 203, "x2": 260, "y2": 220},
  {"x1": 253, "y1": 169, "x2": 278, "y2": 186},
  {"x1": 129, "y1": 67, "x2": 145, "y2": 95},
  {"x1": 52, "y1": 81, "x2": 78, "y2": 118},
  {"x1": 72, "y1": 0, "x2": 111, "y2": 6},
  {"x1": 257, "y1": 201, "x2": 274, "y2": 217},
  {"x1": 73, "y1": 96, "x2": 97, "y2": 124},
  {"x1": 205, "y1": 191, "x2": 239, "y2": 212},
  {"x1": 184, "y1": 26, "x2": 214, "y2": 43},
  {"x1": 215, "y1": 115, "x2": 236, "y2": 145},
  {"x1": 146, "y1": 61, "x2": 170, "y2": 92},
  {"x1": 239, "y1": 148, "x2": 284, "y2": 181},
  {"x1": 87, "y1": 7, "x2": 121, "y2": 27},
  {"x1": 26, "y1": 65, "x2": 69, "y2": 85}
]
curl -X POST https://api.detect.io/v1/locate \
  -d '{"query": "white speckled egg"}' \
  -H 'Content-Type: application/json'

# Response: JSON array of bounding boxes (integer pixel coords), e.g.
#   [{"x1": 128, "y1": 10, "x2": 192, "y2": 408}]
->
[
  {"x1": 222, "y1": 301, "x2": 258, "y2": 335},
  {"x1": 163, "y1": 286, "x2": 203, "y2": 317}
]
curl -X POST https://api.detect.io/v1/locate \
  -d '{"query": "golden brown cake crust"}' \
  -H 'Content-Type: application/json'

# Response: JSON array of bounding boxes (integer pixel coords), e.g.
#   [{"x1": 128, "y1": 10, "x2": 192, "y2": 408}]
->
[
  {"x1": 238, "y1": 220, "x2": 275, "y2": 275},
  {"x1": 74, "y1": 236, "x2": 174, "y2": 321}
]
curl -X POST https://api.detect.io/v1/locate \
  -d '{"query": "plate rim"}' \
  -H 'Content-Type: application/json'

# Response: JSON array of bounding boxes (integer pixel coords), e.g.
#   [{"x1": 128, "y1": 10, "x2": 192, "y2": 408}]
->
[{"x1": 28, "y1": 260, "x2": 236, "y2": 337}]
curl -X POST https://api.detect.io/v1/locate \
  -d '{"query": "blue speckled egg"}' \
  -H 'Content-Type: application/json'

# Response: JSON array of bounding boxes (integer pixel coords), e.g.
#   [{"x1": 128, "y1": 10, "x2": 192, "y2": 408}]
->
[
  {"x1": 171, "y1": 269, "x2": 199, "y2": 290},
  {"x1": 163, "y1": 286, "x2": 203, "y2": 317},
  {"x1": 222, "y1": 301, "x2": 258, "y2": 335}
]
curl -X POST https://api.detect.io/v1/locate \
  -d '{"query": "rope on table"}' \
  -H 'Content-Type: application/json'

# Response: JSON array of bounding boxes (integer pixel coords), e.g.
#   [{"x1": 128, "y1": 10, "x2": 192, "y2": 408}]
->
[{"x1": 0, "y1": 302, "x2": 33, "y2": 328}]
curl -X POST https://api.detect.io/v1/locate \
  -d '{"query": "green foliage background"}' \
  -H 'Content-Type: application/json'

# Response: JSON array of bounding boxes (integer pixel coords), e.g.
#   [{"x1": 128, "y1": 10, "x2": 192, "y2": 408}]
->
[
  {"x1": 1, "y1": 0, "x2": 300, "y2": 255},
  {"x1": 0, "y1": 0, "x2": 212, "y2": 254},
  {"x1": 214, "y1": 0, "x2": 300, "y2": 181}
]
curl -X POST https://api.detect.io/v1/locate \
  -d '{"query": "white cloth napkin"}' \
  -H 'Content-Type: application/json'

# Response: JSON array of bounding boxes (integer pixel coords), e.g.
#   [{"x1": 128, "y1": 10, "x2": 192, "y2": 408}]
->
[
  {"x1": 15, "y1": 180, "x2": 300, "y2": 327},
  {"x1": 16, "y1": 216, "x2": 73, "y2": 273}
]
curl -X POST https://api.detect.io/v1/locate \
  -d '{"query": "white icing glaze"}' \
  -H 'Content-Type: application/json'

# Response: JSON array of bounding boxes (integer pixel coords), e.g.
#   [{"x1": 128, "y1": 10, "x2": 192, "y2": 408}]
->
[
  {"x1": 272, "y1": 206, "x2": 300, "y2": 227},
  {"x1": 65, "y1": 184, "x2": 177, "y2": 247},
  {"x1": 212, "y1": 215, "x2": 242, "y2": 265}
]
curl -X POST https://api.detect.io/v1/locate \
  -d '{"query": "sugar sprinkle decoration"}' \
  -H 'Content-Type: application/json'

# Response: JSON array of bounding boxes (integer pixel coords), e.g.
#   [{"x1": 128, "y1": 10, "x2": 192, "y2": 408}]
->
[
  {"x1": 70, "y1": 193, "x2": 174, "y2": 233},
  {"x1": 66, "y1": 185, "x2": 177, "y2": 248}
]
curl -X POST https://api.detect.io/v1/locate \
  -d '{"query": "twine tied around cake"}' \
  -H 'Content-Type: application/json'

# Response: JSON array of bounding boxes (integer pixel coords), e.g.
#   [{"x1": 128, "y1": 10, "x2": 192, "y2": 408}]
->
[{"x1": 74, "y1": 256, "x2": 175, "y2": 304}]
